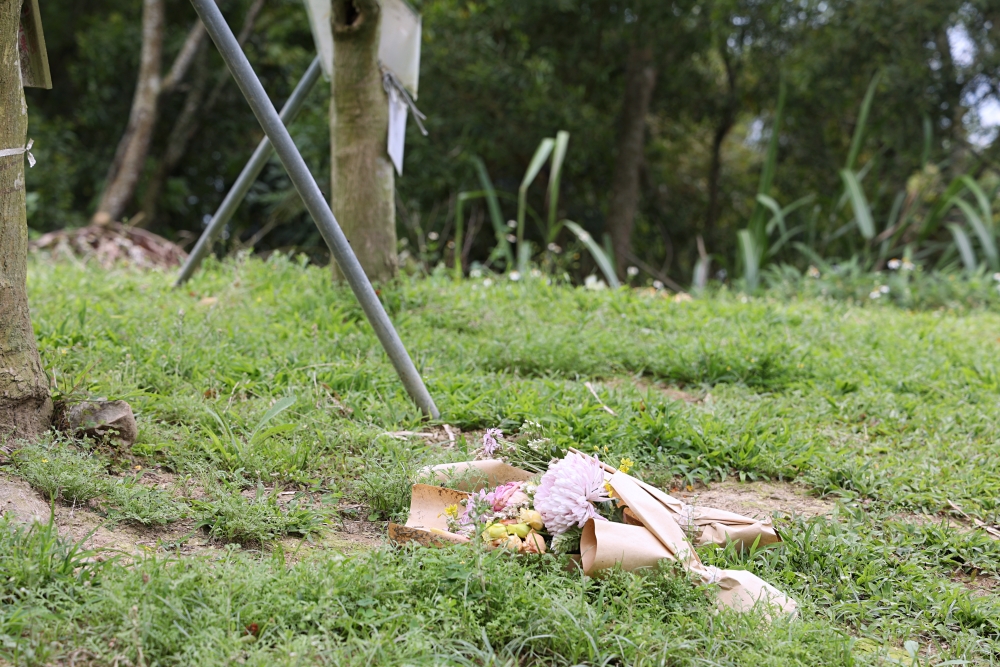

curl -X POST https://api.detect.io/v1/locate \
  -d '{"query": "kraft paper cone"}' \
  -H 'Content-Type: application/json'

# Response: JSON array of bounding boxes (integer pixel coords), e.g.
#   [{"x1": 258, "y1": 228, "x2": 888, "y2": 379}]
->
[
  {"x1": 404, "y1": 484, "x2": 469, "y2": 532},
  {"x1": 420, "y1": 460, "x2": 535, "y2": 491},
  {"x1": 609, "y1": 471, "x2": 697, "y2": 566},
  {"x1": 581, "y1": 519, "x2": 675, "y2": 574}
]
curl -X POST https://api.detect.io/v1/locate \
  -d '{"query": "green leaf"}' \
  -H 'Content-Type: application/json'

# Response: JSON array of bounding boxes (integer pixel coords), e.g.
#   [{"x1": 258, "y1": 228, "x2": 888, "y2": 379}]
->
[
  {"x1": 517, "y1": 137, "x2": 555, "y2": 259},
  {"x1": 952, "y1": 198, "x2": 998, "y2": 270},
  {"x1": 547, "y1": 131, "x2": 570, "y2": 242},
  {"x1": 839, "y1": 170, "x2": 875, "y2": 239},
  {"x1": 738, "y1": 229, "x2": 760, "y2": 293},
  {"x1": 947, "y1": 224, "x2": 978, "y2": 272},
  {"x1": 471, "y1": 156, "x2": 513, "y2": 267},
  {"x1": 249, "y1": 396, "x2": 297, "y2": 443},
  {"x1": 959, "y1": 175, "x2": 993, "y2": 232},
  {"x1": 846, "y1": 71, "x2": 881, "y2": 171},
  {"x1": 563, "y1": 220, "x2": 620, "y2": 288}
]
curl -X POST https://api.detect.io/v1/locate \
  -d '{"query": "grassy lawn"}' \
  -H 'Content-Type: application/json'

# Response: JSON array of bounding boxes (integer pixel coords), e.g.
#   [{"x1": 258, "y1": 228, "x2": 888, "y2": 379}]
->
[{"x1": 3, "y1": 255, "x2": 1000, "y2": 665}]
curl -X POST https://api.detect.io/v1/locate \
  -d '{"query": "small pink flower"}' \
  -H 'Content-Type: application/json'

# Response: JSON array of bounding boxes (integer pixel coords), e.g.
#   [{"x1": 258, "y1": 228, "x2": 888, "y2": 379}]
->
[
  {"x1": 534, "y1": 452, "x2": 610, "y2": 535},
  {"x1": 482, "y1": 428, "x2": 502, "y2": 457},
  {"x1": 486, "y1": 482, "x2": 522, "y2": 511}
]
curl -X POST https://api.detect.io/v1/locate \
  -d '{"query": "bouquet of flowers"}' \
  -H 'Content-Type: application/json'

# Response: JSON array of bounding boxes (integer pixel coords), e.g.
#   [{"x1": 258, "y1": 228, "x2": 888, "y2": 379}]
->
[{"x1": 389, "y1": 428, "x2": 796, "y2": 616}]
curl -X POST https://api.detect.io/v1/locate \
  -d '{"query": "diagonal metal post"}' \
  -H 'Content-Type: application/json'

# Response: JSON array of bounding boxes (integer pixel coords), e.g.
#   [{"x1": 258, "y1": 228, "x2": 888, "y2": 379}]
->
[
  {"x1": 189, "y1": 0, "x2": 440, "y2": 419},
  {"x1": 175, "y1": 55, "x2": 323, "y2": 287}
]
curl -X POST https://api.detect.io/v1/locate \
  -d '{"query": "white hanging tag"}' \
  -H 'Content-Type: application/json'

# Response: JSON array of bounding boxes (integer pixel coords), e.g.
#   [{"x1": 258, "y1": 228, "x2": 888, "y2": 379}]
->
[{"x1": 387, "y1": 86, "x2": 408, "y2": 176}]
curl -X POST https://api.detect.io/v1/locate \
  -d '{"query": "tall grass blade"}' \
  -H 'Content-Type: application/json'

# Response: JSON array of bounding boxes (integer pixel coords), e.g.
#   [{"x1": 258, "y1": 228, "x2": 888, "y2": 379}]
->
[
  {"x1": 947, "y1": 223, "x2": 978, "y2": 272},
  {"x1": 846, "y1": 71, "x2": 881, "y2": 171},
  {"x1": 563, "y1": 220, "x2": 620, "y2": 288},
  {"x1": 839, "y1": 169, "x2": 875, "y2": 239},
  {"x1": 953, "y1": 198, "x2": 998, "y2": 270},
  {"x1": 547, "y1": 131, "x2": 570, "y2": 242},
  {"x1": 738, "y1": 229, "x2": 760, "y2": 293},
  {"x1": 518, "y1": 137, "x2": 555, "y2": 261},
  {"x1": 471, "y1": 156, "x2": 514, "y2": 267}
]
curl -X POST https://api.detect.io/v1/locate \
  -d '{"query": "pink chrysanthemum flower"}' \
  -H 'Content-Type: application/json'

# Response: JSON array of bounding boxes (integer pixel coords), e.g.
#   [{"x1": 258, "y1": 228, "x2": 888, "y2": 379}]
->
[{"x1": 534, "y1": 452, "x2": 610, "y2": 535}]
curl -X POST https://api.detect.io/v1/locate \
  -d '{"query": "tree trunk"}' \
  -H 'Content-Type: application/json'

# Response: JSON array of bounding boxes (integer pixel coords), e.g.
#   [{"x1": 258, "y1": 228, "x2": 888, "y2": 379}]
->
[
  {"x1": 704, "y1": 115, "x2": 734, "y2": 244},
  {"x1": 141, "y1": 0, "x2": 265, "y2": 227},
  {"x1": 140, "y1": 44, "x2": 209, "y2": 225},
  {"x1": 330, "y1": 0, "x2": 397, "y2": 283},
  {"x1": 1, "y1": 0, "x2": 51, "y2": 440},
  {"x1": 92, "y1": 0, "x2": 164, "y2": 225},
  {"x1": 606, "y1": 47, "x2": 656, "y2": 281}
]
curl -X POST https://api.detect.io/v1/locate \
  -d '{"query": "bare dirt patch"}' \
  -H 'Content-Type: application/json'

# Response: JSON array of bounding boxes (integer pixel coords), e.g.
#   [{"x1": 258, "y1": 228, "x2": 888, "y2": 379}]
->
[
  {"x1": 607, "y1": 377, "x2": 706, "y2": 404},
  {"x1": 675, "y1": 478, "x2": 836, "y2": 520},
  {"x1": 1, "y1": 473, "x2": 51, "y2": 523}
]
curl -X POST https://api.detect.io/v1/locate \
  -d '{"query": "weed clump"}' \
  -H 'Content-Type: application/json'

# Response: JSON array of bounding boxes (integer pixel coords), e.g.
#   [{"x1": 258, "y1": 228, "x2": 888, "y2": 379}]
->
[
  {"x1": 193, "y1": 483, "x2": 321, "y2": 546},
  {"x1": 103, "y1": 477, "x2": 189, "y2": 526},
  {"x1": 13, "y1": 440, "x2": 109, "y2": 503}
]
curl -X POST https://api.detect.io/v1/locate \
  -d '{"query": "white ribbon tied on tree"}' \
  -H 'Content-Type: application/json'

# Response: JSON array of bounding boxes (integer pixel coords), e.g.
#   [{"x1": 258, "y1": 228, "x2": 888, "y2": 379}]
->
[{"x1": 0, "y1": 139, "x2": 36, "y2": 167}]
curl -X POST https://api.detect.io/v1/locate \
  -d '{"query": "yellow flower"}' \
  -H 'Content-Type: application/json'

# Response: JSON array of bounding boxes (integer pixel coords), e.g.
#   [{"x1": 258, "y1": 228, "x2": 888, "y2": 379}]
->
[
  {"x1": 40, "y1": 458, "x2": 48, "y2": 463},
  {"x1": 618, "y1": 457, "x2": 633, "y2": 474},
  {"x1": 443, "y1": 504, "x2": 459, "y2": 519},
  {"x1": 604, "y1": 481, "x2": 614, "y2": 496},
  {"x1": 519, "y1": 508, "x2": 544, "y2": 530}
]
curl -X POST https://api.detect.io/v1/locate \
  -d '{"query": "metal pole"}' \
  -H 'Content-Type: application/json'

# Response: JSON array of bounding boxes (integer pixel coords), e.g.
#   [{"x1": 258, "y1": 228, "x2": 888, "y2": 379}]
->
[
  {"x1": 189, "y1": 0, "x2": 440, "y2": 419},
  {"x1": 175, "y1": 56, "x2": 323, "y2": 287}
]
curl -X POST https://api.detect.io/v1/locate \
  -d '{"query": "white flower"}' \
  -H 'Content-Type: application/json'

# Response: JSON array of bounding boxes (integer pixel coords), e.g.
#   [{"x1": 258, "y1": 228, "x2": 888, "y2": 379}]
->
[
  {"x1": 626, "y1": 266, "x2": 639, "y2": 277},
  {"x1": 547, "y1": 243, "x2": 562, "y2": 254},
  {"x1": 509, "y1": 271, "x2": 521, "y2": 281},
  {"x1": 902, "y1": 260, "x2": 915, "y2": 271},
  {"x1": 507, "y1": 219, "x2": 517, "y2": 229},
  {"x1": 483, "y1": 278, "x2": 494, "y2": 287},
  {"x1": 533, "y1": 452, "x2": 610, "y2": 535},
  {"x1": 887, "y1": 259, "x2": 901, "y2": 270},
  {"x1": 993, "y1": 272, "x2": 1000, "y2": 282},
  {"x1": 530, "y1": 269, "x2": 542, "y2": 278},
  {"x1": 869, "y1": 290, "x2": 881, "y2": 299},
  {"x1": 584, "y1": 275, "x2": 606, "y2": 290},
  {"x1": 652, "y1": 280, "x2": 664, "y2": 290},
  {"x1": 880, "y1": 285, "x2": 889, "y2": 293},
  {"x1": 807, "y1": 266, "x2": 821, "y2": 278},
  {"x1": 470, "y1": 269, "x2": 483, "y2": 279},
  {"x1": 427, "y1": 231, "x2": 439, "y2": 241}
]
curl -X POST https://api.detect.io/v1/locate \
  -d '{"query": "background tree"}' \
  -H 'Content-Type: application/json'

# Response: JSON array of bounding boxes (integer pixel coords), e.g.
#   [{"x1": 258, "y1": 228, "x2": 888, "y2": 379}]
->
[
  {"x1": 330, "y1": 0, "x2": 396, "y2": 283},
  {"x1": 18, "y1": 0, "x2": 1000, "y2": 285},
  {"x1": 1, "y1": 0, "x2": 50, "y2": 439}
]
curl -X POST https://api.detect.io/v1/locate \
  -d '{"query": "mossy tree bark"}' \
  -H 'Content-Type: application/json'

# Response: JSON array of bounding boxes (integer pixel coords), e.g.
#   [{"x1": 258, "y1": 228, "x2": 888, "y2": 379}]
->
[
  {"x1": 330, "y1": 0, "x2": 397, "y2": 283},
  {"x1": 0, "y1": 0, "x2": 51, "y2": 440}
]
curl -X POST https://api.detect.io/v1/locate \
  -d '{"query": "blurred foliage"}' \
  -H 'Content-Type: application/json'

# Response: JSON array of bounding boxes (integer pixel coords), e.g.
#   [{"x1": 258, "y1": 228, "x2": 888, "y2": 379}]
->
[{"x1": 23, "y1": 0, "x2": 1000, "y2": 285}]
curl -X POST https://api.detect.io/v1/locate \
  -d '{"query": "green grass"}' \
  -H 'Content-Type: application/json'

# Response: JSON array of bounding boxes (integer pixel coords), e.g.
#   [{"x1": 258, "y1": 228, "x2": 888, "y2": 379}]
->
[{"x1": 4, "y1": 254, "x2": 1000, "y2": 664}]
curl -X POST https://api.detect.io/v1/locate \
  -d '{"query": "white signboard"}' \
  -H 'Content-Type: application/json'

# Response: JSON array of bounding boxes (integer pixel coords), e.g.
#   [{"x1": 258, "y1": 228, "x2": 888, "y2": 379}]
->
[{"x1": 303, "y1": 0, "x2": 421, "y2": 97}]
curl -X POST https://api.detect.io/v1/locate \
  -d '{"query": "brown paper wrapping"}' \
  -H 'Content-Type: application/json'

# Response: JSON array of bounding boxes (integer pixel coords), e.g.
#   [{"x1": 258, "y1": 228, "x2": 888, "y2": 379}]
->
[
  {"x1": 632, "y1": 477, "x2": 780, "y2": 549},
  {"x1": 581, "y1": 519, "x2": 675, "y2": 573},
  {"x1": 393, "y1": 460, "x2": 796, "y2": 616}
]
